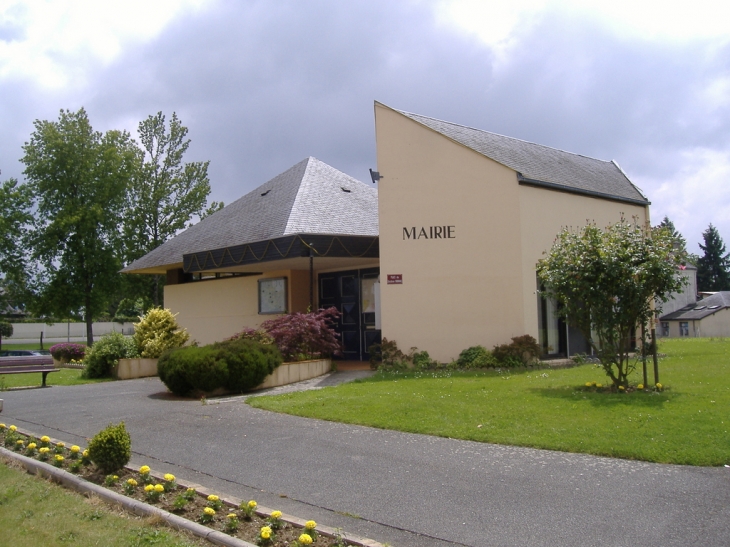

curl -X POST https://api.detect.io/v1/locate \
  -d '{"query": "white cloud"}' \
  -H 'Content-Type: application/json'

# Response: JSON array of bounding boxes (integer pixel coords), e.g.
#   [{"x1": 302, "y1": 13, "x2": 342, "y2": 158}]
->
[{"x1": 0, "y1": 0, "x2": 212, "y2": 88}]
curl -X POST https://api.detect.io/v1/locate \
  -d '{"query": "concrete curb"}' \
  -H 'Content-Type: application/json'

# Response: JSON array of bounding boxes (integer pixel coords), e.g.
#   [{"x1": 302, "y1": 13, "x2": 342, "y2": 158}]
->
[{"x1": 1, "y1": 427, "x2": 387, "y2": 547}]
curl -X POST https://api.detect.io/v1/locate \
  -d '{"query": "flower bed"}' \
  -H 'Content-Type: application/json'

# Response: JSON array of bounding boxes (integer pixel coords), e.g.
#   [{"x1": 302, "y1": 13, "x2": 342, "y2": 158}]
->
[{"x1": 0, "y1": 423, "x2": 371, "y2": 547}]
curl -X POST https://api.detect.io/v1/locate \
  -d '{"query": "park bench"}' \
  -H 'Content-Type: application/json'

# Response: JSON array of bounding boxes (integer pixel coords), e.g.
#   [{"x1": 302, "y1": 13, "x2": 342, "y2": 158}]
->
[{"x1": 0, "y1": 355, "x2": 58, "y2": 387}]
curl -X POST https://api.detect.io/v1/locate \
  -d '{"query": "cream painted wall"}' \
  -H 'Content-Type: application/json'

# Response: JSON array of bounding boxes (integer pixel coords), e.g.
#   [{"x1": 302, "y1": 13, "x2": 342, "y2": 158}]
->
[
  {"x1": 518, "y1": 185, "x2": 649, "y2": 338},
  {"x1": 375, "y1": 103, "x2": 525, "y2": 362},
  {"x1": 691, "y1": 310, "x2": 730, "y2": 337},
  {"x1": 165, "y1": 270, "x2": 311, "y2": 345}
]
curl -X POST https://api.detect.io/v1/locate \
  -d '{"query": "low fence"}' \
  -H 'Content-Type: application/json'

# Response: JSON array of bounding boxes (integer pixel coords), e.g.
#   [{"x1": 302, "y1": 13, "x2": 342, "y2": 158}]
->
[{"x1": 4, "y1": 322, "x2": 135, "y2": 345}]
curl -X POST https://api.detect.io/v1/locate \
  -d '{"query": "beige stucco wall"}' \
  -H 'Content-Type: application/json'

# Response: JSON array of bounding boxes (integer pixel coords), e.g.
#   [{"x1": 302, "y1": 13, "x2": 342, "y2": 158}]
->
[
  {"x1": 376, "y1": 102, "x2": 650, "y2": 362},
  {"x1": 693, "y1": 310, "x2": 730, "y2": 337},
  {"x1": 519, "y1": 185, "x2": 649, "y2": 339},
  {"x1": 376, "y1": 103, "x2": 525, "y2": 362},
  {"x1": 165, "y1": 270, "x2": 311, "y2": 345}
]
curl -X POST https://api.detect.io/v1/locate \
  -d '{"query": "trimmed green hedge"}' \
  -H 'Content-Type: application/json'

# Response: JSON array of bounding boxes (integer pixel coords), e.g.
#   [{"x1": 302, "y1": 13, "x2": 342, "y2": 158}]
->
[{"x1": 157, "y1": 338, "x2": 282, "y2": 396}]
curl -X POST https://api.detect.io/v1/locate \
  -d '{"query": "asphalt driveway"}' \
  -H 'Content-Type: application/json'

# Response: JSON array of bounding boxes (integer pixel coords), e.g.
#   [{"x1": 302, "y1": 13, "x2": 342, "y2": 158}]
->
[{"x1": 1, "y1": 376, "x2": 728, "y2": 547}]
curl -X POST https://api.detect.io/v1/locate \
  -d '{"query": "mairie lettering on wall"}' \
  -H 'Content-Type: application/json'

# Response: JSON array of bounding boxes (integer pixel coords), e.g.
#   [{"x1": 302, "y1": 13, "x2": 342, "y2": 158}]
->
[{"x1": 402, "y1": 226, "x2": 455, "y2": 240}]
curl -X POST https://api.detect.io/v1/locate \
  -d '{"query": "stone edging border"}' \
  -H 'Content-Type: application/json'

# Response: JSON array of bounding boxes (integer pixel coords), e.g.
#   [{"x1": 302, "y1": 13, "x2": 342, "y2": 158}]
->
[{"x1": 0, "y1": 427, "x2": 386, "y2": 547}]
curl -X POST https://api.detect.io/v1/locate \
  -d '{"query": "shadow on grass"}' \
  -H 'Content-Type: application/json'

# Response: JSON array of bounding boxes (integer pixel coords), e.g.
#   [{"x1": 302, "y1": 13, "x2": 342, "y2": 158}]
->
[{"x1": 530, "y1": 386, "x2": 677, "y2": 408}]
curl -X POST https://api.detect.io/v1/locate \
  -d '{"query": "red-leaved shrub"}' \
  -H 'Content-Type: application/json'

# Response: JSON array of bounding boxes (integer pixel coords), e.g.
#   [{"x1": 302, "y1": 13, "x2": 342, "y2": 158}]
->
[{"x1": 259, "y1": 307, "x2": 342, "y2": 362}]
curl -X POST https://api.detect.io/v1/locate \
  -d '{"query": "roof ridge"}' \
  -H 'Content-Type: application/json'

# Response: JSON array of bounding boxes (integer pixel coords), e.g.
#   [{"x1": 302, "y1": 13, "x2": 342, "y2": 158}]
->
[{"x1": 395, "y1": 108, "x2": 615, "y2": 165}]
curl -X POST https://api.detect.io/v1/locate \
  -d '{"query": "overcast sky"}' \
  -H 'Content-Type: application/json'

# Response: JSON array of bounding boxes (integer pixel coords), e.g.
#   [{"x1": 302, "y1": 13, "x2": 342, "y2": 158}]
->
[{"x1": 1, "y1": 0, "x2": 729, "y2": 254}]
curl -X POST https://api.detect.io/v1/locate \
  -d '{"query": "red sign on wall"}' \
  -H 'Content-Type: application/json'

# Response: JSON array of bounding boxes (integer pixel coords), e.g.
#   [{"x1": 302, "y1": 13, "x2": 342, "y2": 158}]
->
[{"x1": 387, "y1": 274, "x2": 403, "y2": 285}]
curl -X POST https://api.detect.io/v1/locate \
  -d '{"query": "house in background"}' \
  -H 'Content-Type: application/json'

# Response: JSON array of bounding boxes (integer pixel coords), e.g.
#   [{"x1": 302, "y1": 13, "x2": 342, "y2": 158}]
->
[
  {"x1": 659, "y1": 291, "x2": 730, "y2": 338},
  {"x1": 124, "y1": 102, "x2": 652, "y2": 362}
]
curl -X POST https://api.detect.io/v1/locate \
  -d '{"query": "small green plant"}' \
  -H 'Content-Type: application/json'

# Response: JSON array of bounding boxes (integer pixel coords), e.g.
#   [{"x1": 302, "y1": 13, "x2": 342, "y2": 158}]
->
[
  {"x1": 104, "y1": 474, "x2": 119, "y2": 487},
  {"x1": 38, "y1": 447, "x2": 51, "y2": 461},
  {"x1": 240, "y1": 499, "x2": 257, "y2": 519},
  {"x1": 87, "y1": 422, "x2": 132, "y2": 474},
  {"x1": 133, "y1": 307, "x2": 190, "y2": 358},
  {"x1": 172, "y1": 495, "x2": 189, "y2": 511},
  {"x1": 54, "y1": 441, "x2": 65, "y2": 454},
  {"x1": 207, "y1": 494, "x2": 222, "y2": 511},
  {"x1": 139, "y1": 465, "x2": 152, "y2": 484},
  {"x1": 69, "y1": 460, "x2": 82, "y2": 473},
  {"x1": 162, "y1": 473, "x2": 176, "y2": 492},
  {"x1": 303, "y1": 520, "x2": 317, "y2": 539},
  {"x1": 293, "y1": 533, "x2": 314, "y2": 546},
  {"x1": 123, "y1": 478, "x2": 138, "y2": 495},
  {"x1": 53, "y1": 454, "x2": 64, "y2": 467},
  {"x1": 144, "y1": 484, "x2": 165, "y2": 503},
  {"x1": 267, "y1": 509, "x2": 283, "y2": 530},
  {"x1": 457, "y1": 345, "x2": 497, "y2": 368},
  {"x1": 258, "y1": 525, "x2": 274, "y2": 546},
  {"x1": 25, "y1": 441, "x2": 37, "y2": 456},
  {"x1": 183, "y1": 487, "x2": 196, "y2": 501},
  {"x1": 493, "y1": 335, "x2": 541, "y2": 367},
  {"x1": 69, "y1": 445, "x2": 81, "y2": 459},
  {"x1": 224, "y1": 513, "x2": 239, "y2": 533},
  {"x1": 201, "y1": 507, "x2": 216, "y2": 524}
]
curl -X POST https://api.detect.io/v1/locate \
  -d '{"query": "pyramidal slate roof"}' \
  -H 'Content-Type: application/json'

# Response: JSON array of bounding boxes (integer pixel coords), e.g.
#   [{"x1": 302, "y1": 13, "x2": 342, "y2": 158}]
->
[
  {"x1": 123, "y1": 157, "x2": 378, "y2": 273},
  {"x1": 394, "y1": 108, "x2": 649, "y2": 205}
]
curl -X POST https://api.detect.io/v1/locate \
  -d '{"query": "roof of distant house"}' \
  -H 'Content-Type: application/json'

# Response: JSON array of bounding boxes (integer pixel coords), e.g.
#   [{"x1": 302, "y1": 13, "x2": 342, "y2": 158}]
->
[
  {"x1": 660, "y1": 291, "x2": 730, "y2": 321},
  {"x1": 392, "y1": 106, "x2": 649, "y2": 205},
  {"x1": 123, "y1": 157, "x2": 378, "y2": 274}
]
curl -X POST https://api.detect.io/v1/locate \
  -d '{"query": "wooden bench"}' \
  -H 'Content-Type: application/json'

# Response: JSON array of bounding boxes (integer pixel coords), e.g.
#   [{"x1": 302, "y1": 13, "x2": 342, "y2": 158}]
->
[{"x1": 0, "y1": 356, "x2": 58, "y2": 387}]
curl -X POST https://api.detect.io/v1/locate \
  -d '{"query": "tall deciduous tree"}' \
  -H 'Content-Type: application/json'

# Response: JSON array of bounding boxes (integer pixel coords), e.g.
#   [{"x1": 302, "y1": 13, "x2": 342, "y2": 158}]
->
[
  {"x1": 124, "y1": 112, "x2": 221, "y2": 306},
  {"x1": 536, "y1": 217, "x2": 685, "y2": 388},
  {"x1": 696, "y1": 224, "x2": 730, "y2": 291},
  {"x1": 21, "y1": 108, "x2": 140, "y2": 346},
  {"x1": 0, "y1": 175, "x2": 34, "y2": 313}
]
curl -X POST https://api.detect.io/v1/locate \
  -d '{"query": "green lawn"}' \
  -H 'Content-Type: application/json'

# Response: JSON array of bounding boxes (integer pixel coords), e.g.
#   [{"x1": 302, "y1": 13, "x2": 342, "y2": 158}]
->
[
  {"x1": 249, "y1": 338, "x2": 730, "y2": 466},
  {"x1": 1, "y1": 368, "x2": 113, "y2": 390},
  {"x1": 0, "y1": 459, "x2": 206, "y2": 547}
]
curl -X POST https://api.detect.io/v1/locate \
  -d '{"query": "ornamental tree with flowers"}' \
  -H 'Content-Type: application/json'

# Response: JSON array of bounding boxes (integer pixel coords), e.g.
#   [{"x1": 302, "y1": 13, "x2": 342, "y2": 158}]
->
[{"x1": 536, "y1": 217, "x2": 685, "y2": 388}]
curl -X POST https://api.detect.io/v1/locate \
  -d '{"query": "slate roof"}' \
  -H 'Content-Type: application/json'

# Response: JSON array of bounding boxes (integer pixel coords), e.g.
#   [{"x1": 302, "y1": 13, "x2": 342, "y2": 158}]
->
[
  {"x1": 123, "y1": 157, "x2": 378, "y2": 273},
  {"x1": 394, "y1": 108, "x2": 649, "y2": 205},
  {"x1": 660, "y1": 291, "x2": 730, "y2": 321}
]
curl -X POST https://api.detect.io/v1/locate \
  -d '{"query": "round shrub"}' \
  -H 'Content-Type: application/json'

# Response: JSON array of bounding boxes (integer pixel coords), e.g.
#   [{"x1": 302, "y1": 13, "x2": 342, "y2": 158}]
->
[
  {"x1": 213, "y1": 338, "x2": 282, "y2": 392},
  {"x1": 49, "y1": 342, "x2": 86, "y2": 362},
  {"x1": 157, "y1": 340, "x2": 282, "y2": 396},
  {"x1": 87, "y1": 422, "x2": 131, "y2": 474},
  {"x1": 457, "y1": 346, "x2": 497, "y2": 369},
  {"x1": 492, "y1": 335, "x2": 541, "y2": 366},
  {"x1": 82, "y1": 332, "x2": 138, "y2": 378},
  {"x1": 133, "y1": 308, "x2": 190, "y2": 358}
]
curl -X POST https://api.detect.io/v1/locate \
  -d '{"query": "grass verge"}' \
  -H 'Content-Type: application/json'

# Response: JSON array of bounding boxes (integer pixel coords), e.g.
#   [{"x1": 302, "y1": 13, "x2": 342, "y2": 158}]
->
[
  {"x1": 0, "y1": 368, "x2": 114, "y2": 390},
  {"x1": 248, "y1": 338, "x2": 730, "y2": 466},
  {"x1": 0, "y1": 457, "x2": 206, "y2": 547}
]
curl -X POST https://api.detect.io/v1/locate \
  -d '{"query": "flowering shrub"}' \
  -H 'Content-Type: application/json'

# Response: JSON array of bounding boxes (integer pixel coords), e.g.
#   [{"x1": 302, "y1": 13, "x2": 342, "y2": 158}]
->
[
  {"x1": 258, "y1": 525, "x2": 274, "y2": 545},
  {"x1": 133, "y1": 308, "x2": 190, "y2": 358},
  {"x1": 82, "y1": 332, "x2": 139, "y2": 378},
  {"x1": 49, "y1": 343, "x2": 86, "y2": 361},
  {"x1": 163, "y1": 473, "x2": 177, "y2": 492},
  {"x1": 201, "y1": 507, "x2": 216, "y2": 524},
  {"x1": 259, "y1": 307, "x2": 342, "y2": 362},
  {"x1": 207, "y1": 494, "x2": 222, "y2": 511}
]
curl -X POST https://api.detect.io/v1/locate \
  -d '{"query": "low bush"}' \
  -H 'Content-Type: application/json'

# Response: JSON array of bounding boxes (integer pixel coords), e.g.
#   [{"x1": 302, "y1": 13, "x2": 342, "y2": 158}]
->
[
  {"x1": 133, "y1": 308, "x2": 190, "y2": 358},
  {"x1": 87, "y1": 422, "x2": 131, "y2": 474},
  {"x1": 456, "y1": 345, "x2": 498, "y2": 368},
  {"x1": 259, "y1": 307, "x2": 342, "y2": 361},
  {"x1": 368, "y1": 338, "x2": 412, "y2": 370},
  {"x1": 49, "y1": 342, "x2": 86, "y2": 362},
  {"x1": 225, "y1": 327, "x2": 275, "y2": 346},
  {"x1": 492, "y1": 335, "x2": 541, "y2": 366},
  {"x1": 82, "y1": 332, "x2": 138, "y2": 378},
  {"x1": 158, "y1": 339, "x2": 282, "y2": 396}
]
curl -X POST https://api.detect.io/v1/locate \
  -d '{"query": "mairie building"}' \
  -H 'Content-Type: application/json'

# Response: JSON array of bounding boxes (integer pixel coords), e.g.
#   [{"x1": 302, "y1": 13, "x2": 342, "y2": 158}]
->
[{"x1": 123, "y1": 102, "x2": 651, "y2": 362}]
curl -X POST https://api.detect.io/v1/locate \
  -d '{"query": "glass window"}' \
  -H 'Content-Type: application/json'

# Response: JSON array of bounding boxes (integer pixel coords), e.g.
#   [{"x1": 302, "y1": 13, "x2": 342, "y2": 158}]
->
[
  {"x1": 679, "y1": 322, "x2": 689, "y2": 337},
  {"x1": 661, "y1": 322, "x2": 670, "y2": 337}
]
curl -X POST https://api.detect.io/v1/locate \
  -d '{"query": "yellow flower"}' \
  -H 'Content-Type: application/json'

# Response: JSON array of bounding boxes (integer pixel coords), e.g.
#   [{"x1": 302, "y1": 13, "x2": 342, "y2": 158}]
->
[
  {"x1": 164, "y1": 473, "x2": 175, "y2": 482},
  {"x1": 0, "y1": 423, "x2": 5, "y2": 429},
  {"x1": 260, "y1": 526, "x2": 272, "y2": 539},
  {"x1": 127, "y1": 479, "x2": 138, "y2": 486},
  {"x1": 82, "y1": 450, "x2": 89, "y2": 457},
  {"x1": 227, "y1": 513, "x2": 237, "y2": 519},
  {"x1": 596, "y1": 383, "x2": 602, "y2": 388},
  {"x1": 154, "y1": 484, "x2": 164, "y2": 493},
  {"x1": 9, "y1": 425, "x2": 17, "y2": 431},
  {"x1": 584, "y1": 382, "x2": 591, "y2": 387},
  {"x1": 54, "y1": 455, "x2": 64, "y2": 461},
  {"x1": 305, "y1": 520, "x2": 316, "y2": 530},
  {"x1": 16, "y1": 439, "x2": 24, "y2": 445},
  {"x1": 139, "y1": 465, "x2": 150, "y2": 474},
  {"x1": 39, "y1": 447, "x2": 50, "y2": 454},
  {"x1": 207, "y1": 494, "x2": 219, "y2": 502},
  {"x1": 186, "y1": 487, "x2": 195, "y2": 494},
  {"x1": 204, "y1": 507, "x2": 215, "y2": 516},
  {"x1": 637, "y1": 384, "x2": 644, "y2": 390},
  {"x1": 145, "y1": 484, "x2": 154, "y2": 492},
  {"x1": 298, "y1": 533, "x2": 313, "y2": 545},
  {"x1": 271, "y1": 510, "x2": 282, "y2": 519},
  {"x1": 57, "y1": 442, "x2": 65, "y2": 448},
  {"x1": 70, "y1": 445, "x2": 80, "y2": 453},
  {"x1": 656, "y1": 383, "x2": 663, "y2": 390},
  {"x1": 27, "y1": 443, "x2": 37, "y2": 450},
  {"x1": 618, "y1": 385, "x2": 625, "y2": 391},
  {"x1": 248, "y1": 500, "x2": 257, "y2": 509}
]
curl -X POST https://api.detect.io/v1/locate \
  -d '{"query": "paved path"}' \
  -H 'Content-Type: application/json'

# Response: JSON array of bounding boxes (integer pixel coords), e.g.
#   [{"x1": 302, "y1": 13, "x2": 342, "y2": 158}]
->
[{"x1": 1, "y1": 374, "x2": 728, "y2": 547}]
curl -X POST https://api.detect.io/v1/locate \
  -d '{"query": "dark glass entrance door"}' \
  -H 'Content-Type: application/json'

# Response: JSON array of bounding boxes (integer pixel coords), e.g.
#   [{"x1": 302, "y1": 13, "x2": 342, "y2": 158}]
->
[{"x1": 318, "y1": 268, "x2": 380, "y2": 361}]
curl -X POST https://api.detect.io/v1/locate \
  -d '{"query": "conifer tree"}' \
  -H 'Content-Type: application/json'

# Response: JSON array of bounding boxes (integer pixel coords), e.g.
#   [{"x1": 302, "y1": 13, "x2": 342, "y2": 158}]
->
[{"x1": 696, "y1": 224, "x2": 730, "y2": 291}]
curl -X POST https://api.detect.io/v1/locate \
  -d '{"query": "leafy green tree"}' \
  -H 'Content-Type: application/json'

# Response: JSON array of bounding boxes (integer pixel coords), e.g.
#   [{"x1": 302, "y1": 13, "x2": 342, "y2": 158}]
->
[
  {"x1": 0, "y1": 321, "x2": 12, "y2": 350},
  {"x1": 536, "y1": 217, "x2": 685, "y2": 388},
  {"x1": 124, "y1": 112, "x2": 221, "y2": 306},
  {"x1": 0, "y1": 176, "x2": 34, "y2": 313},
  {"x1": 21, "y1": 108, "x2": 140, "y2": 346},
  {"x1": 696, "y1": 224, "x2": 730, "y2": 291}
]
